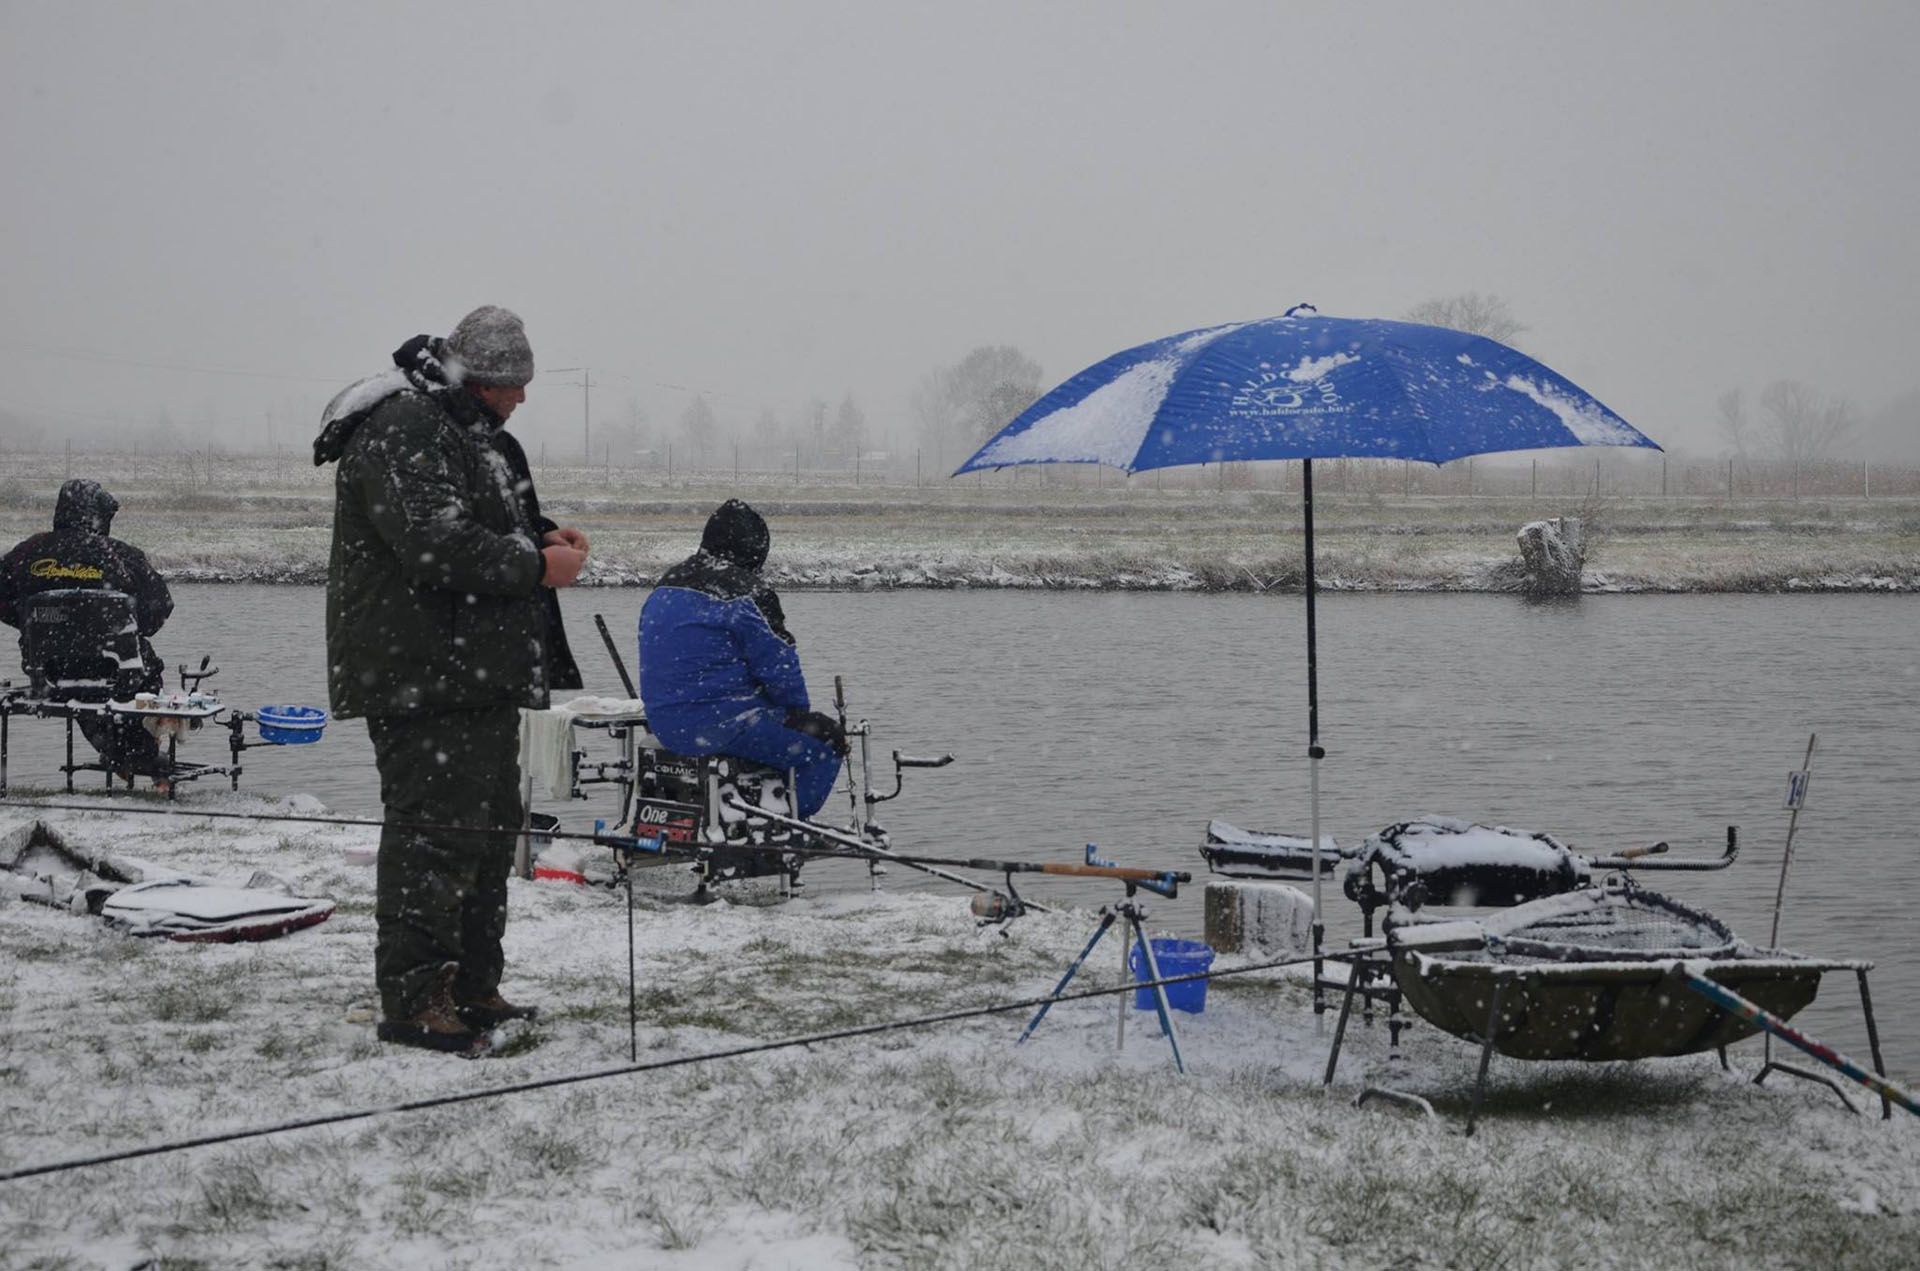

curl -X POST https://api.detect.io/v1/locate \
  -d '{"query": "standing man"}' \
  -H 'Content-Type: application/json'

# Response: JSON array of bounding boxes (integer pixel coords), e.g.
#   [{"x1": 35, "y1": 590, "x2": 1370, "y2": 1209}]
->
[{"x1": 315, "y1": 306, "x2": 587, "y2": 1054}]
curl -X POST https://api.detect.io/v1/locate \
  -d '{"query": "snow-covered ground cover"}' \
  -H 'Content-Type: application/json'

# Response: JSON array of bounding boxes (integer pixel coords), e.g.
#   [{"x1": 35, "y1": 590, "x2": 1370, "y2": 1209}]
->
[
  {"x1": 3, "y1": 456, "x2": 1916, "y2": 593},
  {"x1": 1, "y1": 791, "x2": 1915, "y2": 1269}
]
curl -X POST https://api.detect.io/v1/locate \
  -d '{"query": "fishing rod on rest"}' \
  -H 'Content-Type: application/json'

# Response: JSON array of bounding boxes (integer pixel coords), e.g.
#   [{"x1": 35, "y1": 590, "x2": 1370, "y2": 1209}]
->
[
  {"x1": 721, "y1": 796, "x2": 1189, "y2": 902},
  {"x1": 713, "y1": 793, "x2": 1059, "y2": 913},
  {"x1": 0, "y1": 797, "x2": 1180, "y2": 905}
]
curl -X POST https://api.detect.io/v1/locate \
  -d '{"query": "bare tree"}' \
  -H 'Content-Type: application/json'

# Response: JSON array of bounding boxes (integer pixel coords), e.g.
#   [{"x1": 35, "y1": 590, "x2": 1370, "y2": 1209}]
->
[
  {"x1": 751, "y1": 406, "x2": 782, "y2": 465},
  {"x1": 677, "y1": 395, "x2": 718, "y2": 468},
  {"x1": 911, "y1": 365, "x2": 960, "y2": 447},
  {"x1": 941, "y1": 346, "x2": 1045, "y2": 445},
  {"x1": 1758, "y1": 379, "x2": 1855, "y2": 477},
  {"x1": 1715, "y1": 388, "x2": 1749, "y2": 459},
  {"x1": 830, "y1": 392, "x2": 867, "y2": 462},
  {"x1": 1403, "y1": 292, "x2": 1525, "y2": 346}
]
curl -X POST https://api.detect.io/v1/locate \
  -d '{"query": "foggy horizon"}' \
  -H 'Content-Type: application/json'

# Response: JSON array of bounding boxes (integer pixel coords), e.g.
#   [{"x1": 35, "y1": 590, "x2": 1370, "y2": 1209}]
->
[{"x1": 3, "y1": 1, "x2": 1917, "y2": 464}]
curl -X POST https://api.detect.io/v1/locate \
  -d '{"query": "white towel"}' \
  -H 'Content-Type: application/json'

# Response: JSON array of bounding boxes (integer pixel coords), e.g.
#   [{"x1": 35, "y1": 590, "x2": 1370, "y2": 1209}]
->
[
  {"x1": 518, "y1": 698, "x2": 647, "y2": 801},
  {"x1": 518, "y1": 709, "x2": 579, "y2": 801}
]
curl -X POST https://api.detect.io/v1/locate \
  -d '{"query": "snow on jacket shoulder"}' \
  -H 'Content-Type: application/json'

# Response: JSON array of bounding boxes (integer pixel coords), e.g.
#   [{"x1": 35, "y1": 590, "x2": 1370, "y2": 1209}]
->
[{"x1": 638, "y1": 553, "x2": 808, "y2": 751}]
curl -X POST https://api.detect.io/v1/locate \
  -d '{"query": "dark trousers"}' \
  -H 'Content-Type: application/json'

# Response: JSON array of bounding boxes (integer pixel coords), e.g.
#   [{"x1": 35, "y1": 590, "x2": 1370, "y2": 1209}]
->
[
  {"x1": 366, "y1": 707, "x2": 524, "y2": 1019},
  {"x1": 722, "y1": 708, "x2": 844, "y2": 818},
  {"x1": 75, "y1": 641, "x2": 165, "y2": 776},
  {"x1": 76, "y1": 713, "x2": 165, "y2": 776}
]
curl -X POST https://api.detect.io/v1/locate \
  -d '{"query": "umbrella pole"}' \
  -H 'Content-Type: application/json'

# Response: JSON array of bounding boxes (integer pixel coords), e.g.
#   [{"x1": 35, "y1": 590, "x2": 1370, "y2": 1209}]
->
[{"x1": 1304, "y1": 458, "x2": 1326, "y2": 1020}]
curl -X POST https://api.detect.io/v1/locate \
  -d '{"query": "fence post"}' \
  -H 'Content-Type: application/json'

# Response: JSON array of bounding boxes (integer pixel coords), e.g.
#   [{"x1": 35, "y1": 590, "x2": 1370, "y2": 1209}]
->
[
  {"x1": 1864, "y1": 459, "x2": 1870, "y2": 499},
  {"x1": 1727, "y1": 457, "x2": 1733, "y2": 501}
]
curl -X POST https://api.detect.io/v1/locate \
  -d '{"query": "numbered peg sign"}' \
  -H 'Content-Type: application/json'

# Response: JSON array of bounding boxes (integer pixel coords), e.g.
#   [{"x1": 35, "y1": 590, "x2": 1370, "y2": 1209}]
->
[{"x1": 1784, "y1": 769, "x2": 1812, "y2": 810}]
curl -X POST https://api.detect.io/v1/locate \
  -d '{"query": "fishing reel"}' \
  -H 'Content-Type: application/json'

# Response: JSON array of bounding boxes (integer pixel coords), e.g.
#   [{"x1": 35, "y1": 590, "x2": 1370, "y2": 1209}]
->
[{"x1": 969, "y1": 876, "x2": 1029, "y2": 930}]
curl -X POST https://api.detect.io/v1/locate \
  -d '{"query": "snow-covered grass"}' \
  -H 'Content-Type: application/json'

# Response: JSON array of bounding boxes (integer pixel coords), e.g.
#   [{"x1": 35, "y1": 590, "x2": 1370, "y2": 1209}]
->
[
  {"x1": 2, "y1": 455, "x2": 1916, "y2": 592},
  {"x1": 1, "y1": 792, "x2": 1914, "y2": 1269}
]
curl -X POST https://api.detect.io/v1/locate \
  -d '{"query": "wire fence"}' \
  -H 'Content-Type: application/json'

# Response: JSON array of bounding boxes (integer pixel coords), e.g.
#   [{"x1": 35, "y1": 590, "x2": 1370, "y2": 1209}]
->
[{"x1": 3, "y1": 444, "x2": 1918, "y2": 502}]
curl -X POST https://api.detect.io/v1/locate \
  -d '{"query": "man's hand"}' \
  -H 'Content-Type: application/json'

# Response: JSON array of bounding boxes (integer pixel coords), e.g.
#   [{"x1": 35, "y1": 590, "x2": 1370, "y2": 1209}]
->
[
  {"x1": 541, "y1": 544, "x2": 587, "y2": 588},
  {"x1": 543, "y1": 527, "x2": 590, "y2": 554}
]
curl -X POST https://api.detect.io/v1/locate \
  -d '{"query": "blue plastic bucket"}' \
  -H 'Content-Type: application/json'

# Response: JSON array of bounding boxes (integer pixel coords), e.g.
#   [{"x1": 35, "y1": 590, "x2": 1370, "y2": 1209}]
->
[
  {"x1": 256, "y1": 705, "x2": 328, "y2": 745},
  {"x1": 1129, "y1": 938, "x2": 1215, "y2": 1014}
]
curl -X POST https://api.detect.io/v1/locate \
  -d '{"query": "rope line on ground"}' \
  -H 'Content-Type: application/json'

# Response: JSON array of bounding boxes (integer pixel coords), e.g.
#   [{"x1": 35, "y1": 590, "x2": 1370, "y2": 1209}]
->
[{"x1": 0, "y1": 951, "x2": 1335, "y2": 1183}]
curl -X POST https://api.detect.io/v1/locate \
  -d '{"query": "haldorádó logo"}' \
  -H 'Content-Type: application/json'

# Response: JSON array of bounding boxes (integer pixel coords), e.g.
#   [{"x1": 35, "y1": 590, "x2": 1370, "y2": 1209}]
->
[{"x1": 1227, "y1": 353, "x2": 1359, "y2": 419}]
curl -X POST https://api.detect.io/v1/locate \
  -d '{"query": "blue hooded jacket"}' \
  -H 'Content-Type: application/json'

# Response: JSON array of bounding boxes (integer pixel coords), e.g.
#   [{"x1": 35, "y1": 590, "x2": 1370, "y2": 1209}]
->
[{"x1": 639, "y1": 500, "x2": 809, "y2": 753}]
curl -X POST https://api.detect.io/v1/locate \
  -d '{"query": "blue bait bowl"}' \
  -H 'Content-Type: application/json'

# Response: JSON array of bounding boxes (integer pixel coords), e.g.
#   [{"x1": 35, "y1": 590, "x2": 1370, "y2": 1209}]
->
[{"x1": 257, "y1": 705, "x2": 328, "y2": 745}]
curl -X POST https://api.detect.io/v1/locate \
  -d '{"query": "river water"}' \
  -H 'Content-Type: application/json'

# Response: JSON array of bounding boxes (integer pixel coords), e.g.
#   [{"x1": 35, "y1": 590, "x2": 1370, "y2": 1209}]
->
[{"x1": 6, "y1": 585, "x2": 1916, "y2": 1079}]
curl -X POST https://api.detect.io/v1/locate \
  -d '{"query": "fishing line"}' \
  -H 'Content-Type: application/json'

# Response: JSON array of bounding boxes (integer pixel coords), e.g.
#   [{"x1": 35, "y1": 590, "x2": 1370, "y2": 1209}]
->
[{"x1": 0, "y1": 951, "x2": 1339, "y2": 1183}]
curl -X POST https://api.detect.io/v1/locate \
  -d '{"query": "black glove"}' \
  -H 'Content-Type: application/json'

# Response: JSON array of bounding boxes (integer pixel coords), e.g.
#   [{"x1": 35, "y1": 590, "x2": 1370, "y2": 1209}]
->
[{"x1": 785, "y1": 708, "x2": 849, "y2": 757}]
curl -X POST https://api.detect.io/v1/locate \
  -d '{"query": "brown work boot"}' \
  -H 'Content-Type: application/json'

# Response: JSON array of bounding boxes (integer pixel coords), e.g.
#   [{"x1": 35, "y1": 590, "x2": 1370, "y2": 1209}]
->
[
  {"x1": 457, "y1": 991, "x2": 539, "y2": 1030},
  {"x1": 377, "y1": 965, "x2": 490, "y2": 1055}
]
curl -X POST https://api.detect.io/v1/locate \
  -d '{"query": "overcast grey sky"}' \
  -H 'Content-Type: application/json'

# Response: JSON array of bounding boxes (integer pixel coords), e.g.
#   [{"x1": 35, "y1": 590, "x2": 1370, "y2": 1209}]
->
[{"x1": 2, "y1": 0, "x2": 1916, "y2": 460}]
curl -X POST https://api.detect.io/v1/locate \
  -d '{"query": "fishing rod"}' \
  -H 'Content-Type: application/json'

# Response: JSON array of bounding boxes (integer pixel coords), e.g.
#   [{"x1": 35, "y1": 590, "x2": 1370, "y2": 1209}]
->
[
  {"x1": 592, "y1": 613, "x2": 638, "y2": 699},
  {"x1": 722, "y1": 796, "x2": 1187, "y2": 898},
  {"x1": 0, "y1": 946, "x2": 1345, "y2": 1183},
  {"x1": 710, "y1": 794, "x2": 1056, "y2": 913},
  {"x1": 0, "y1": 796, "x2": 1182, "y2": 902},
  {"x1": 1678, "y1": 965, "x2": 1913, "y2": 1119}
]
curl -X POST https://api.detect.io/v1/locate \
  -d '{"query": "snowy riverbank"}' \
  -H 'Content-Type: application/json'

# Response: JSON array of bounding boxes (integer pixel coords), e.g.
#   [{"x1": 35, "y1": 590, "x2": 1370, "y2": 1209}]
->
[
  {"x1": 4, "y1": 457, "x2": 1919, "y2": 593},
  {"x1": 2, "y1": 792, "x2": 1914, "y2": 1269}
]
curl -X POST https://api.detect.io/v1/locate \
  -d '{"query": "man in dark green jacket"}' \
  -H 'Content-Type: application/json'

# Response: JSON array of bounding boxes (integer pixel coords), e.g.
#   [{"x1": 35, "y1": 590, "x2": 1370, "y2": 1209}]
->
[{"x1": 315, "y1": 305, "x2": 586, "y2": 1054}]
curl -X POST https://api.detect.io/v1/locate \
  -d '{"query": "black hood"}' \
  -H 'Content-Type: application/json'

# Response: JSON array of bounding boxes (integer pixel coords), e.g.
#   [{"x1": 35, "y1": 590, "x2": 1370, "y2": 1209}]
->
[
  {"x1": 53, "y1": 479, "x2": 118, "y2": 534},
  {"x1": 699, "y1": 499, "x2": 770, "y2": 571},
  {"x1": 313, "y1": 334, "x2": 468, "y2": 465}
]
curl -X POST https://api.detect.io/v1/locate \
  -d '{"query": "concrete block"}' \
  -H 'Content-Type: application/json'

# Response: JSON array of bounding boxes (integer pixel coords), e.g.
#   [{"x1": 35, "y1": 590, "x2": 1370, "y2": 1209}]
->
[{"x1": 1205, "y1": 879, "x2": 1315, "y2": 955}]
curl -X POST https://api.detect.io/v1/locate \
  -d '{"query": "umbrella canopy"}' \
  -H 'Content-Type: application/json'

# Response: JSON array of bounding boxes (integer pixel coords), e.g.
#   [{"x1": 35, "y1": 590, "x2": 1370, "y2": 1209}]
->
[
  {"x1": 954, "y1": 306, "x2": 1662, "y2": 1006},
  {"x1": 955, "y1": 306, "x2": 1658, "y2": 474}
]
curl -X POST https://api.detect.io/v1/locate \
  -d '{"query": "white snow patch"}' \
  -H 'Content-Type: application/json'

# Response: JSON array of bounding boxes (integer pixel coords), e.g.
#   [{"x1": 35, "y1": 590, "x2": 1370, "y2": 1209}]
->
[
  {"x1": 319, "y1": 369, "x2": 409, "y2": 427},
  {"x1": 1285, "y1": 351, "x2": 1359, "y2": 382},
  {"x1": 971, "y1": 357, "x2": 1180, "y2": 469},
  {"x1": 1502, "y1": 375, "x2": 1645, "y2": 447},
  {"x1": 1172, "y1": 321, "x2": 1247, "y2": 354}
]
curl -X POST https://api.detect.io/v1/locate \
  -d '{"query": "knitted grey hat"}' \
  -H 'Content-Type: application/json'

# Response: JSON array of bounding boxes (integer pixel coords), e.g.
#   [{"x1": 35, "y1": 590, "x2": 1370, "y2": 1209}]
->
[{"x1": 446, "y1": 305, "x2": 534, "y2": 387}]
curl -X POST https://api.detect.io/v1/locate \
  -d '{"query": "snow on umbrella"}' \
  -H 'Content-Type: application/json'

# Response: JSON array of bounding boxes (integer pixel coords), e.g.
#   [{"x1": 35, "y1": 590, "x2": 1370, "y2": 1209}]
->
[{"x1": 953, "y1": 305, "x2": 1662, "y2": 994}]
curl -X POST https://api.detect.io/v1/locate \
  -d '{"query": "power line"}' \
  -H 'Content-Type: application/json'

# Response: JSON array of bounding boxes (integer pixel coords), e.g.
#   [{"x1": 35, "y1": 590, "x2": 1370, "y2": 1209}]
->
[{"x1": 0, "y1": 340, "x2": 347, "y2": 385}]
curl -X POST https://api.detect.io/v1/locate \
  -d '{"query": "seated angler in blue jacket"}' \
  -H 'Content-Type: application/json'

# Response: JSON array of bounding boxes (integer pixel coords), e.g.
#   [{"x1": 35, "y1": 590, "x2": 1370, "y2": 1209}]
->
[{"x1": 638, "y1": 499, "x2": 847, "y2": 819}]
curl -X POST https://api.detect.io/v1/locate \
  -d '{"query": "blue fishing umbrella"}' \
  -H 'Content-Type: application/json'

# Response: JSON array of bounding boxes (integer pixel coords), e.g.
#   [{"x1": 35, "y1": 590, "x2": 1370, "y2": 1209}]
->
[{"x1": 955, "y1": 305, "x2": 1661, "y2": 989}]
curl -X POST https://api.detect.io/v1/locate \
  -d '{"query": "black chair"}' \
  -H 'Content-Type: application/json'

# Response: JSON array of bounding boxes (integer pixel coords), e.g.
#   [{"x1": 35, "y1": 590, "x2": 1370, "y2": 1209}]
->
[{"x1": 19, "y1": 588, "x2": 142, "y2": 703}]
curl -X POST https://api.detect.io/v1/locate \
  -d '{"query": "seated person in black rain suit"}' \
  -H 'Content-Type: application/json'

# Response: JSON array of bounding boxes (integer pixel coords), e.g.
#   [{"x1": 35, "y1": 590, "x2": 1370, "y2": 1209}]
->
[{"x1": 0, "y1": 479, "x2": 174, "y2": 783}]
